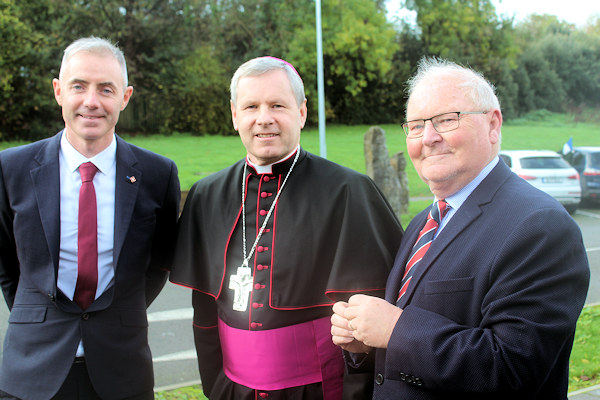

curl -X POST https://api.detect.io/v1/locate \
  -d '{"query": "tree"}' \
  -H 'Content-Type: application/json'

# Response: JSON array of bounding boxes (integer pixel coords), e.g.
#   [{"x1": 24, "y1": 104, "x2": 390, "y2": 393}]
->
[
  {"x1": 0, "y1": 0, "x2": 63, "y2": 140},
  {"x1": 287, "y1": 0, "x2": 398, "y2": 123}
]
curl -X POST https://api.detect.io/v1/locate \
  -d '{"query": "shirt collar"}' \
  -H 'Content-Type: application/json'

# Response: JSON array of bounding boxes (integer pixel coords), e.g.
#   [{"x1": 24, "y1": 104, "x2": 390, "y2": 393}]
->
[
  {"x1": 60, "y1": 132, "x2": 117, "y2": 175},
  {"x1": 441, "y1": 156, "x2": 499, "y2": 211},
  {"x1": 247, "y1": 145, "x2": 300, "y2": 175}
]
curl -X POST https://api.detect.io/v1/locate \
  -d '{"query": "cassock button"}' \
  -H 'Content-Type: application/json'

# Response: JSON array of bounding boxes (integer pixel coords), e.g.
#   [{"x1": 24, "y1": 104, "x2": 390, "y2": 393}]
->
[
  {"x1": 258, "y1": 392, "x2": 269, "y2": 398},
  {"x1": 81, "y1": 313, "x2": 90, "y2": 321},
  {"x1": 252, "y1": 302, "x2": 263, "y2": 309},
  {"x1": 375, "y1": 373, "x2": 384, "y2": 385},
  {"x1": 254, "y1": 283, "x2": 265, "y2": 290},
  {"x1": 250, "y1": 322, "x2": 262, "y2": 329},
  {"x1": 261, "y1": 192, "x2": 271, "y2": 198},
  {"x1": 257, "y1": 246, "x2": 268, "y2": 252},
  {"x1": 259, "y1": 210, "x2": 267, "y2": 216},
  {"x1": 263, "y1": 176, "x2": 271, "y2": 182}
]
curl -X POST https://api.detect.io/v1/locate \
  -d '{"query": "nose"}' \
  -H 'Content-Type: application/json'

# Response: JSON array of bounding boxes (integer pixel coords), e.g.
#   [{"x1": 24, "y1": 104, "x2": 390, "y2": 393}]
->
[
  {"x1": 256, "y1": 105, "x2": 274, "y2": 125},
  {"x1": 421, "y1": 120, "x2": 442, "y2": 145},
  {"x1": 83, "y1": 90, "x2": 99, "y2": 108}
]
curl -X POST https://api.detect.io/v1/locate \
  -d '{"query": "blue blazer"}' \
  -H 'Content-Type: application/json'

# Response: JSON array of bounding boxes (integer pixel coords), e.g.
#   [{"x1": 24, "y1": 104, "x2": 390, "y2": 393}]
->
[
  {"x1": 372, "y1": 160, "x2": 589, "y2": 399},
  {"x1": 0, "y1": 132, "x2": 180, "y2": 399}
]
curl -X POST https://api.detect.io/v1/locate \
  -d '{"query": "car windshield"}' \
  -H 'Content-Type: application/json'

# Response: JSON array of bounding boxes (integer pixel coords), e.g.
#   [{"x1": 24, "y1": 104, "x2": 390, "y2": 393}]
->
[{"x1": 520, "y1": 156, "x2": 570, "y2": 169}]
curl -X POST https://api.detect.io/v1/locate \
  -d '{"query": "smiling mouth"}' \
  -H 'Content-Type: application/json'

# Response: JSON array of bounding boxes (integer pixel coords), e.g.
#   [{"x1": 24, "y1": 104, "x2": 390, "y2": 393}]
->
[{"x1": 256, "y1": 133, "x2": 278, "y2": 138}]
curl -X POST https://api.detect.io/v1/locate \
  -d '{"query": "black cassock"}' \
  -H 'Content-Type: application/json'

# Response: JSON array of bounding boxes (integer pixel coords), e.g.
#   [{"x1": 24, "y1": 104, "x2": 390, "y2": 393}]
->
[{"x1": 170, "y1": 148, "x2": 403, "y2": 399}]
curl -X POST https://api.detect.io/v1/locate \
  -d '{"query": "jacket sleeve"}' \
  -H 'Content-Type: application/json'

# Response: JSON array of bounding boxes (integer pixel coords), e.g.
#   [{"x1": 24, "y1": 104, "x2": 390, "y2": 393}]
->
[
  {"x1": 192, "y1": 290, "x2": 223, "y2": 397},
  {"x1": 0, "y1": 157, "x2": 19, "y2": 310}
]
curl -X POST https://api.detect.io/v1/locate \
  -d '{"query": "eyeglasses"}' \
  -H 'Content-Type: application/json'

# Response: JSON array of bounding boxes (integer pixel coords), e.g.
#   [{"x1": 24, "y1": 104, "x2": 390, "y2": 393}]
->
[{"x1": 402, "y1": 111, "x2": 489, "y2": 138}]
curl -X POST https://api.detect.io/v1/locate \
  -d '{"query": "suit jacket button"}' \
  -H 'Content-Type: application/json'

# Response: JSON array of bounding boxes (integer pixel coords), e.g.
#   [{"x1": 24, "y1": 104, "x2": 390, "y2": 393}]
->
[
  {"x1": 47, "y1": 293, "x2": 55, "y2": 302},
  {"x1": 82, "y1": 313, "x2": 90, "y2": 320},
  {"x1": 375, "y1": 373, "x2": 384, "y2": 385}
]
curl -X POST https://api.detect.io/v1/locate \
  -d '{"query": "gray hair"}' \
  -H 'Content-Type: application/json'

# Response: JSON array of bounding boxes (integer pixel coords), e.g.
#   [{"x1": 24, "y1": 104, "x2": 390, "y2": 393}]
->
[
  {"x1": 59, "y1": 36, "x2": 129, "y2": 88},
  {"x1": 230, "y1": 56, "x2": 305, "y2": 107},
  {"x1": 406, "y1": 57, "x2": 500, "y2": 116}
]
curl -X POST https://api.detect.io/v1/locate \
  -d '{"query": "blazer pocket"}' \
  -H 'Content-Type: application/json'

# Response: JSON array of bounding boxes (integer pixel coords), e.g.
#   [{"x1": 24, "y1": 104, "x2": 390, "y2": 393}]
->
[
  {"x1": 8, "y1": 306, "x2": 47, "y2": 324},
  {"x1": 131, "y1": 214, "x2": 156, "y2": 228},
  {"x1": 424, "y1": 277, "x2": 474, "y2": 294},
  {"x1": 120, "y1": 310, "x2": 149, "y2": 328}
]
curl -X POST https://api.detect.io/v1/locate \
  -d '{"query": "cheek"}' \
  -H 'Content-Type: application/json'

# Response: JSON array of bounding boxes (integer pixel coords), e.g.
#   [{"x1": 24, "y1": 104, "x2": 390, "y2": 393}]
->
[{"x1": 406, "y1": 140, "x2": 422, "y2": 160}]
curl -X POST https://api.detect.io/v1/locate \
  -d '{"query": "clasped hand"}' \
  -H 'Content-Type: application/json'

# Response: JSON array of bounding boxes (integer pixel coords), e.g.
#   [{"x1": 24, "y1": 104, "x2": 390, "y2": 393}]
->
[{"x1": 330, "y1": 294, "x2": 402, "y2": 352}]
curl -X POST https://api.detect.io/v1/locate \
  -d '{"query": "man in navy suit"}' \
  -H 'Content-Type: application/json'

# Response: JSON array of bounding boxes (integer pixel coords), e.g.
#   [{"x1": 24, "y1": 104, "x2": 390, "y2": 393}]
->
[
  {"x1": 0, "y1": 37, "x2": 180, "y2": 399},
  {"x1": 331, "y1": 57, "x2": 590, "y2": 399}
]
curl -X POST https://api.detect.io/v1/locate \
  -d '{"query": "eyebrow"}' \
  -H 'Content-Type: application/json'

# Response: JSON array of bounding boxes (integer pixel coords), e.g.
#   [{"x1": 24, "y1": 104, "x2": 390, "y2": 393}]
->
[{"x1": 68, "y1": 78, "x2": 118, "y2": 89}]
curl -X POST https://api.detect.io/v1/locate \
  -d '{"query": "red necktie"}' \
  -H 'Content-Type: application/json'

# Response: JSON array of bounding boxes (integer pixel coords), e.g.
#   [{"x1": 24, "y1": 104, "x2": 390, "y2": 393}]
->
[
  {"x1": 398, "y1": 200, "x2": 450, "y2": 302},
  {"x1": 74, "y1": 162, "x2": 99, "y2": 310}
]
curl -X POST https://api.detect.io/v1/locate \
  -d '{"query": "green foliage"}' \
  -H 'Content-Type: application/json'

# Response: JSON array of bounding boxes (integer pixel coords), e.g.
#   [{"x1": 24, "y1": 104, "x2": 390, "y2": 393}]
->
[
  {"x1": 279, "y1": 0, "x2": 400, "y2": 124},
  {"x1": 3, "y1": 0, "x2": 600, "y2": 140},
  {"x1": 512, "y1": 15, "x2": 600, "y2": 116},
  {"x1": 162, "y1": 46, "x2": 232, "y2": 136},
  {"x1": 0, "y1": 0, "x2": 63, "y2": 140}
]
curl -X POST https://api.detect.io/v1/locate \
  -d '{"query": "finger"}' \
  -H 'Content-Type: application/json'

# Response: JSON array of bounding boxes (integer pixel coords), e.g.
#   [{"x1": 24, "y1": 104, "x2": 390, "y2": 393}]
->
[
  {"x1": 331, "y1": 313, "x2": 349, "y2": 329},
  {"x1": 348, "y1": 293, "x2": 368, "y2": 306},
  {"x1": 332, "y1": 301, "x2": 349, "y2": 315},
  {"x1": 331, "y1": 324, "x2": 354, "y2": 338}
]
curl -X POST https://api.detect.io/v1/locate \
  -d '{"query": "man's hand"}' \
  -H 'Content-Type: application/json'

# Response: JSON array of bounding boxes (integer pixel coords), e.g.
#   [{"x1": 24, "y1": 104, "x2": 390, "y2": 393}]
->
[
  {"x1": 344, "y1": 294, "x2": 402, "y2": 349},
  {"x1": 331, "y1": 301, "x2": 372, "y2": 353}
]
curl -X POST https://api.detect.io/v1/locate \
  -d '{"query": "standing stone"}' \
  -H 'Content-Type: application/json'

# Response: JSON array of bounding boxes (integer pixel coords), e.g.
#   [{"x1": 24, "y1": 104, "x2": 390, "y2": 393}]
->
[
  {"x1": 390, "y1": 152, "x2": 409, "y2": 214},
  {"x1": 364, "y1": 126, "x2": 409, "y2": 217}
]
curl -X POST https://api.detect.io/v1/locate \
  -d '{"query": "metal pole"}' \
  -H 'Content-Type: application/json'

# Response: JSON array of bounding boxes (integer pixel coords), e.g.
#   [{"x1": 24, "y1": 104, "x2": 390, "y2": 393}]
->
[{"x1": 315, "y1": 0, "x2": 327, "y2": 158}]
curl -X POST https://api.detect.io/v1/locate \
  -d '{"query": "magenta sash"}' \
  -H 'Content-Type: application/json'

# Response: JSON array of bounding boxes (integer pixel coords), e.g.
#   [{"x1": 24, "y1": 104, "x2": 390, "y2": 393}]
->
[{"x1": 219, "y1": 316, "x2": 343, "y2": 399}]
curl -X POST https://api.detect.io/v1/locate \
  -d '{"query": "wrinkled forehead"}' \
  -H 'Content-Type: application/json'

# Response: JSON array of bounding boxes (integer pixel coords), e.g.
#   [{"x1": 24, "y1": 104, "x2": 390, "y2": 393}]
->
[{"x1": 407, "y1": 74, "x2": 471, "y2": 118}]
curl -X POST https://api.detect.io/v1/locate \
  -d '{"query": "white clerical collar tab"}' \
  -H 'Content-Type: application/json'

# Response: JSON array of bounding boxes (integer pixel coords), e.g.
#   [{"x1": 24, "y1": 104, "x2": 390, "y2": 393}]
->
[{"x1": 246, "y1": 146, "x2": 300, "y2": 175}]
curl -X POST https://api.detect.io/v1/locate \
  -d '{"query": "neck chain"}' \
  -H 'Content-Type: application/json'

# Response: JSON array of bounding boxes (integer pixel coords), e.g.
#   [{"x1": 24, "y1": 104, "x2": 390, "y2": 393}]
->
[{"x1": 241, "y1": 150, "x2": 300, "y2": 268}]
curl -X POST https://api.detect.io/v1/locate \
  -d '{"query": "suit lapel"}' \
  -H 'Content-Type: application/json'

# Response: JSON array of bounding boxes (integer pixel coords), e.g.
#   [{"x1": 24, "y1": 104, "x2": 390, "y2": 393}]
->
[
  {"x1": 113, "y1": 136, "x2": 140, "y2": 269},
  {"x1": 30, "y1": 133, "x2": 62, "y2": 275},
  {"x1": 395, "y1": 162, "x2": 512, "y2": 308},
  {"x1": 385, "y1": 210, "x2": 427, "y2": 303}
]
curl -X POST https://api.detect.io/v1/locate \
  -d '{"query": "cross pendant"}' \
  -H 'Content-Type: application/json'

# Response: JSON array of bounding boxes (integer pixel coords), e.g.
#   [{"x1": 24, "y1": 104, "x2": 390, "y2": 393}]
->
[{"x1": 229, "y1": 265, "x2": 253, "y2": 312}]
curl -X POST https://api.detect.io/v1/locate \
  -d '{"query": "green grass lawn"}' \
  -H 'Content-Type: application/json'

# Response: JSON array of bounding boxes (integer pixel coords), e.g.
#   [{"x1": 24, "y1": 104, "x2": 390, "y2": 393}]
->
[{"x1": 1, "y1": 111, "x2": 598, "y2": 395}]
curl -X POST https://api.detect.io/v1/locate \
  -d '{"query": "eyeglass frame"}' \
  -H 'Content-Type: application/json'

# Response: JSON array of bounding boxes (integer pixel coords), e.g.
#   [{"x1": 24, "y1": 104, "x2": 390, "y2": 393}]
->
[{"x1": 401, "y1": 111, "x2": 489, "y2": 138}]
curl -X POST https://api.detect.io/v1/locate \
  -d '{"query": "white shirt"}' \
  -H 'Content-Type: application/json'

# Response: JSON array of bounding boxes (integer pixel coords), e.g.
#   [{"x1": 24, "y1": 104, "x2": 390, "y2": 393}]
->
[
  {"x1": 58, "y1": 133, "x2": 116, "y2": 356},
  {"x1": 435, "y1": 156, "x2": 499, "y2": 237}
]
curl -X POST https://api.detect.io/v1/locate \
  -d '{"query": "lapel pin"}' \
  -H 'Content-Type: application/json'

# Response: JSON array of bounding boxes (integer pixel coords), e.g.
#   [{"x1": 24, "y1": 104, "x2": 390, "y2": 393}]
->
[{"x1": 126, "y1": 176, "x2": 137, "y2": 183}]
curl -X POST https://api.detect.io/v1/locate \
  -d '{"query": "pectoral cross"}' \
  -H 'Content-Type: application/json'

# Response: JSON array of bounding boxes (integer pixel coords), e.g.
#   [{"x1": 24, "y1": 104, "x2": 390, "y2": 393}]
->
[{"x1": 229, "y1": 264, "x2": 253, "y2": 312}]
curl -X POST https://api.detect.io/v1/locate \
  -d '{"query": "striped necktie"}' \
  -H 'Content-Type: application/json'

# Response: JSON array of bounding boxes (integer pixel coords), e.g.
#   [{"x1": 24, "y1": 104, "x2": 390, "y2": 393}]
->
[{"x1": 397, "y1": 200, "x2": 450, "y2": 302}]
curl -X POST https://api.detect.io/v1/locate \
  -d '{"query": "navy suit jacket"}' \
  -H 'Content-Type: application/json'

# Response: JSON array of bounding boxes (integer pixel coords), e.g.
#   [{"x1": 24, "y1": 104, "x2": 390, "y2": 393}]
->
[
  {"x1": 0, "y1": 132, "x2": 180, "y2": 400},
  {"x1": 372, "y1": 160, "x2": 589, "y2": 399}
]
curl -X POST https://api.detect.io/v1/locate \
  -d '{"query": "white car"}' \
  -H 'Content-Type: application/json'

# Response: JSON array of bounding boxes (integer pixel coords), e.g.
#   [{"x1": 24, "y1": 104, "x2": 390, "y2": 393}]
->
[{"x1": 499, "y1": 150, "x2": 581, "y2": 214}]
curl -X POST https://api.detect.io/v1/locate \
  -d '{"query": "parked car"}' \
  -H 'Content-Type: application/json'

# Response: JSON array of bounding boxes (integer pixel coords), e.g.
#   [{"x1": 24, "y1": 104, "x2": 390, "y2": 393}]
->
[
  {"x1": 563, "y1": 146, "x2": 600, "y2": 204},
  {"x1": 499, "y1": 150, "x2": 581, "y2": 214}
]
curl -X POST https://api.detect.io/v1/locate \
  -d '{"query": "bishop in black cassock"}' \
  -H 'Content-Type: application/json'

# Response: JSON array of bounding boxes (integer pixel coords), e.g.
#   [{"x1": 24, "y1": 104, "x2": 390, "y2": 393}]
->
[{"x1": 169, "y1": 56, "x2": 403, "y2": 400}]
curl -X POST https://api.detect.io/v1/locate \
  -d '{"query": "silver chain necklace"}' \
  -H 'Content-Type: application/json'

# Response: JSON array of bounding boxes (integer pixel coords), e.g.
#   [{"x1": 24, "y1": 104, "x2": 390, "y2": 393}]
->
[{"x1": 228, "y1": 150, "x2": 300, "y2": 311}]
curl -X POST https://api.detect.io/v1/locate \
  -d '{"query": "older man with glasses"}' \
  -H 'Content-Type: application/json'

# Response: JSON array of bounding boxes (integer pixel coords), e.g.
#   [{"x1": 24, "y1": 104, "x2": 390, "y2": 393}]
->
[{"x1": 331, "y1": 57, "x2": 589, "y2": 400}]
